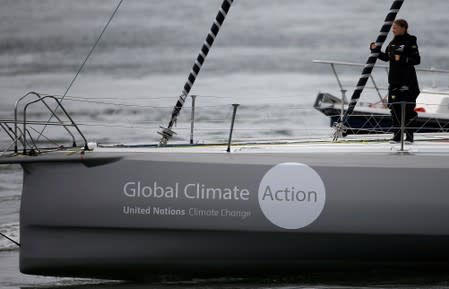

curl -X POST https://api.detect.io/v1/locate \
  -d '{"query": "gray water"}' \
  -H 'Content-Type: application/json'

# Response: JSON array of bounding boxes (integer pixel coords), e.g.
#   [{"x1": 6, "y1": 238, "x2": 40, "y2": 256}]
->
[{"x1": 1, "y1": 1, "x2": 449, "y2": 288}]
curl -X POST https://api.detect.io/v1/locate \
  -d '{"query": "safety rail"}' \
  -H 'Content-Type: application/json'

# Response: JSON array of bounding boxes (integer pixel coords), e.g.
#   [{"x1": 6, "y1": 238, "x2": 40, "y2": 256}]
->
[
  {"x1": 4, "y1": 89, "x2": 449, "y2": 154},
  {"x1": 314, "y1": 59, "x2": 449, "y2": 103},
  {"x1": 313, "y1": 59, "x2": 449, "y2": 139},
  {"x1": 315, "y1": 92, "x2": 449, "y2": 134},
  {"x1": 329, "y1": 101, "x2": 440, "y2": 152},
  {"x1": 0, "y1": 91, "x2": 88, "y2": 155}
]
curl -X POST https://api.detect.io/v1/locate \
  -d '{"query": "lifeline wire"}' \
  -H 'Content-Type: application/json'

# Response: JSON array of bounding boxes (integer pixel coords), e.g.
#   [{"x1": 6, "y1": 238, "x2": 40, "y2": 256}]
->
[{"x1": 35, "y1": 0, "x2": 124, "y2": 142}]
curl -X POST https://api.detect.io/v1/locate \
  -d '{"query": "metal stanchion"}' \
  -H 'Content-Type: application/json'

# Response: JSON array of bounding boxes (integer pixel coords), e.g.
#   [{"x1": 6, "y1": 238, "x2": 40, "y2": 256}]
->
[
  {"x1": 400, "y1": 101, "x2": 405, "y2": 151},
  {"x1": 340, "y1": 89, "x2": 347, "y2": 127},
  {"x1": 227, "y1": 104, "x2": 239, "y2": 153},
  {"x1": 190, "y1": 95, "x2": 197, "y2": 145}
]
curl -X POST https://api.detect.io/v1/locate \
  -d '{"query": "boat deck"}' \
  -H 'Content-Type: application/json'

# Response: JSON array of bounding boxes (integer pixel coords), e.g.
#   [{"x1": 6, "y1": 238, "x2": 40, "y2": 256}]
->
[
  {"x1": 2, "y1": 134, "x2": 449, "y2": 166},
  {"x1": 94, "y1": 134, "x2": 449, "y2": 154}
]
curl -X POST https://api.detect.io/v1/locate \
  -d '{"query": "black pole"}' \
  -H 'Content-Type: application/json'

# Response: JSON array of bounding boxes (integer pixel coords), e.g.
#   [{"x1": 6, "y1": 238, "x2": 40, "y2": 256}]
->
[
  {"x1": 159, "y1": 0, "x2": 234, "y2": 145},
  {"x1": 339, "y1": 0, "x2": 404, "y2": 130},
  {"x1": 227, "y1": 104, "x2": 239, "y2": 153}
]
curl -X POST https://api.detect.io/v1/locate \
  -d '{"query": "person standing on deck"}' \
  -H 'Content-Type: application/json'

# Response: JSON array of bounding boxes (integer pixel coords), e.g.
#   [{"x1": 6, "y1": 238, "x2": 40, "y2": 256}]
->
[{"x1": 370, "y1": 19, "x2": 421, "y2": 143}]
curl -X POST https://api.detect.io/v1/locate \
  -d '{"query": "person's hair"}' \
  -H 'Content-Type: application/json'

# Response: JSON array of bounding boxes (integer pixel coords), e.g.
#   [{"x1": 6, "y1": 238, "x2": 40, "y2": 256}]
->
[{"x1": 394, "y1": 19, "x2": 408, "y2": 31}]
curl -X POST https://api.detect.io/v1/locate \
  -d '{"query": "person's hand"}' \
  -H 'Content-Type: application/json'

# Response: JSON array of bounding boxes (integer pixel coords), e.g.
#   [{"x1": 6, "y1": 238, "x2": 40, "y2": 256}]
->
[
  {"x1": 370, "y1": 42, "x2": 377, "y2": 50},
  {"x1": 395, "y1": 54, "x2": 400, "y2": 61}
]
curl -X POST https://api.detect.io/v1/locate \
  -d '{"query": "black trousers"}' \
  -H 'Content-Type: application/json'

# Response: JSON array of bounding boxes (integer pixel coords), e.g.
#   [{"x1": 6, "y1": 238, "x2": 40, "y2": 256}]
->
[{"x1": 388, "y1": 86, "x2": 418, "y2": 139}]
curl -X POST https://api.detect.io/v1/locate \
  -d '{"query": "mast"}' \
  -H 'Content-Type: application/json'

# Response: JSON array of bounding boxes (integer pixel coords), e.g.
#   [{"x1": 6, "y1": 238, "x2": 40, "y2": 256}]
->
[
  {"x1": 335, "y1": 0, "x2": 404, "y2": 140},
  {"x1": 159, "y1": 0, "x2": 234, "y2": 145}
]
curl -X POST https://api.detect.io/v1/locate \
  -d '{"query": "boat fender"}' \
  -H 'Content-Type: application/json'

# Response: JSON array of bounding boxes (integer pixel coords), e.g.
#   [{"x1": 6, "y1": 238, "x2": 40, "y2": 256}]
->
[{"x1": 415, "y1": 107, "x2": 425, "y2": 112}]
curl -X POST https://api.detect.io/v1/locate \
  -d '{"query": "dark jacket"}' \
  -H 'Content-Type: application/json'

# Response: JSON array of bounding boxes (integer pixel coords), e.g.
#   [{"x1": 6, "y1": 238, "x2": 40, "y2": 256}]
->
[{"x1": 377, "y1": 33, "x2": 421, "y2": 98}]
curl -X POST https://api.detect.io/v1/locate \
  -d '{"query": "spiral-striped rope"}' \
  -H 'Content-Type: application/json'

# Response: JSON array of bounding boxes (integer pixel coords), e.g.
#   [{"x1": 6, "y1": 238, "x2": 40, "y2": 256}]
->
[
  {"x1": 159, "y1": 0, "x2": 234, "y2": 145},
  {"x1": 335, "y1": 0, "x2": 404, "y2": 140}
]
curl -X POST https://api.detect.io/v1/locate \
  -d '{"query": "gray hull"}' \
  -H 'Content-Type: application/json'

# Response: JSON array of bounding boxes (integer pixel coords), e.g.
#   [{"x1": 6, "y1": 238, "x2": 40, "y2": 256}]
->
[{"x1": 16, "y1": 146, "x2": 449, "y2": 278}]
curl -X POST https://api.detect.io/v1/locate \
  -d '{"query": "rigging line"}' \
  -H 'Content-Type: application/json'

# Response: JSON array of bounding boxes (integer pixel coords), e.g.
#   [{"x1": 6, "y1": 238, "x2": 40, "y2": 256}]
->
[
  {"x1": 62, "y1": 98, "x2": 227, "y2": 109},
  {"x1": 47, "y1": 93, "x2": 232, "y2": 101},
  {"x1": 28, "y1": 126, "x2": 61, "y2": 148},
  {"x1": 77, "y1": 119, "x2": 163, "y2": 125},
  {"x1": 63, "y1": 96, "x2": 227, "y2": 101},
  {"x1": 63, "y1": 98, "x2": 175, "y2": 109},
  {"x1": 34, "y1": 0, "x2": 124, "y2": 142},
  {"x1": 62, "y1": 97, "x2": 319, "y2": 109},
  {"x1": 0, "y1": 232, "x2": 20, "y2": 247},
  {"x1": 47, "y1": 92, "x2": 313, "y2": 103},
  {"x1": 77, "y1": 123, "x2": 154, "y2": 129},
  {"x1": 1, "y1": 139, "x2": 17, "y2": 156}
]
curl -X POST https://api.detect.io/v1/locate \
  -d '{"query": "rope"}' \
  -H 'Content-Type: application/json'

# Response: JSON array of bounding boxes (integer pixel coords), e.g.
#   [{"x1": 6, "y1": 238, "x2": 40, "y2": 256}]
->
[
  {"x1": 0, "y1": 232, "x2": 20, "y2": 247},
  {"x1": 159, "y1": 0, "x2": 234, "y2": 145},
  {"x1": 43, "y1": 93, "x2": 232, "y2": 101},
  {"x1": 34, "y1": 0, "x2": 124, "y2": 142}
]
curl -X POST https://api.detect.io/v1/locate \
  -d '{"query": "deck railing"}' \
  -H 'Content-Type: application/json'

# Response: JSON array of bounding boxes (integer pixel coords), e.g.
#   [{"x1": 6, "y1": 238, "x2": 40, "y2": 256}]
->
[{"x1": 0, "y1": 91, "x2": 88, "y2": 155}]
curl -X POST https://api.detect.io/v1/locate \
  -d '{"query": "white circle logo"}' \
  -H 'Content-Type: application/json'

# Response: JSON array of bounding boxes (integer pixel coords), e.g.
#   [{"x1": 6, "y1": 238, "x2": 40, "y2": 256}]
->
[{"x1": 258, "y1": 163, "x2": 326, "y2": 229}]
